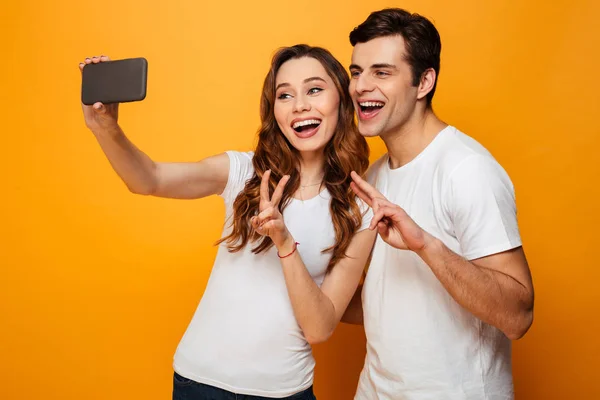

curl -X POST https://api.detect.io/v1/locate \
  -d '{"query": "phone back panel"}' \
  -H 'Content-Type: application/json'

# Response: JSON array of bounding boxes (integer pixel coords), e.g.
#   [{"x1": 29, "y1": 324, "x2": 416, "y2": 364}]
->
[{"x1": 81, "y1": 57, "x2": 148, "y2": 105}]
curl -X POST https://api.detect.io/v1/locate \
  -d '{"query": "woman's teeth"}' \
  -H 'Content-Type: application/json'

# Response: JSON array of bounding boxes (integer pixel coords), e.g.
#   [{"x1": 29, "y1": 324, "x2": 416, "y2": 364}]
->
[
  {"x1": 292, "y1": 119, "x2": 321, "y2": 129},
  {"x1": 292, "y1": 119, "x2": 321, "y2": 132}
]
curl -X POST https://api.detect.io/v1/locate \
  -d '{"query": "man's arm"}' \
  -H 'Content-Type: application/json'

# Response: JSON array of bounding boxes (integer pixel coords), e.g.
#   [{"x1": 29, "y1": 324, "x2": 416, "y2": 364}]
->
[
  {"x1": 418, "y1": 240, "x2": 534, "y2": 339},
  {"x1": 339, "y1": 229, "x2": 534, "y2": 336},
  {"x1": 341, "y1": 283, "x2": 364, "y2": 325},
  {"x1": 349, "y1": 170, "x2": 535, "y2": 340}
]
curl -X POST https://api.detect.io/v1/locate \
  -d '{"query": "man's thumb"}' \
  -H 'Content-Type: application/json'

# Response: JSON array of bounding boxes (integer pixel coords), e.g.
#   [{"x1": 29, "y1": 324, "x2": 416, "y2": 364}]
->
[{"x1": 377, "y1": 221, "x2": 388, "y2": 236}]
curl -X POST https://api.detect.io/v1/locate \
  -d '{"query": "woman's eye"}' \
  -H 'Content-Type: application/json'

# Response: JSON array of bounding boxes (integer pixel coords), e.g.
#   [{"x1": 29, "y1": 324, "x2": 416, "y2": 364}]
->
[
  {"x1": 308, "y1": 87, "x2": 323, "y2": 95},
  {"x1": 277, "y1": 93, "x2": 291, "y2": 100}
]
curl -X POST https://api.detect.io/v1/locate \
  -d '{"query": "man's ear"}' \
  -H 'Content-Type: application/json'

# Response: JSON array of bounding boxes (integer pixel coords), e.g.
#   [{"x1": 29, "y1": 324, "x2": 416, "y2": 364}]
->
[{"x1": 416, "y1": 68, "x2": 436, "y2": 101}]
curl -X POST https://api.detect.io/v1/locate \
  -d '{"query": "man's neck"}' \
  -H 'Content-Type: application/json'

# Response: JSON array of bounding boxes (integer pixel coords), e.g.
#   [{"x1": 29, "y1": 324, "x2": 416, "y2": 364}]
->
[{"x1": 382, "y1": 108, "x2": 448, "y2": 169}]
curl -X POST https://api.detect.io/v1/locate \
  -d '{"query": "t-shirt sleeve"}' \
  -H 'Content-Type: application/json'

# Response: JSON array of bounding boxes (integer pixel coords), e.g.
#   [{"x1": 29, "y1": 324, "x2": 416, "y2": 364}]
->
[
  {"x1": 446, "y1": 154, "x2": 522, "y2": 260},
  {"x1": 219, "y1": 150, "x2": 255, "y2": 209}
]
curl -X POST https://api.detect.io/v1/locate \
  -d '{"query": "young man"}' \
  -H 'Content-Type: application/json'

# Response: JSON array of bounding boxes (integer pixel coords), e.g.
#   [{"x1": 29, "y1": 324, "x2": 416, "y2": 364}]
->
[{"x1": 343, "y1": 8, "x2": 535, "y2": 400}]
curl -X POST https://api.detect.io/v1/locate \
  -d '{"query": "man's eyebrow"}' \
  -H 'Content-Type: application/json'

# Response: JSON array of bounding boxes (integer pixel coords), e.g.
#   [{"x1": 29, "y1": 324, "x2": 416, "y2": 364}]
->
[
  {"x1": 349, "y1": 63, "x2": 397, "y2": 71},
  {"x1": 371, "y1": 63, "x2": 397, "y2": 69}
]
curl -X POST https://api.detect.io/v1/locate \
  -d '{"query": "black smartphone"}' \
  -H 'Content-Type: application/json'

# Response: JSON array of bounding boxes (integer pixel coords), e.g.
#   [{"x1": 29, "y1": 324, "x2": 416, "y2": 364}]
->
[{"x1": 81, "y1": 57, "x2": 148, "y2": 105}]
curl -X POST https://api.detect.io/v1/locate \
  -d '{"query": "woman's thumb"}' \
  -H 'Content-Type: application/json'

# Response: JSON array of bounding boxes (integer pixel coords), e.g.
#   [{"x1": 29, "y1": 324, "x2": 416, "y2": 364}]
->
[{"x1": 93, "y1": 102, "x2": 105, "y2": 114}]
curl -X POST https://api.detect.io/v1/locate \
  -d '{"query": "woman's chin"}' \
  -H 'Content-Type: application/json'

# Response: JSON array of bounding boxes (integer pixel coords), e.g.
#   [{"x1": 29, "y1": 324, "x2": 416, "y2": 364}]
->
[{"x1": 294, "y1": 142, "x2": 326, "y2": 155}]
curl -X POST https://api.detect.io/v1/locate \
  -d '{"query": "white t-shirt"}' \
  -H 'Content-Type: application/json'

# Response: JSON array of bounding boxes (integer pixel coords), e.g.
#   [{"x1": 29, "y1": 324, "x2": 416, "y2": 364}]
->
[
  {"x1": 356, "y1": 126, "x2": 522, "y2": 400},
  {"x1": 173, "y1": 150, "x2": 372, "y2": 398}
]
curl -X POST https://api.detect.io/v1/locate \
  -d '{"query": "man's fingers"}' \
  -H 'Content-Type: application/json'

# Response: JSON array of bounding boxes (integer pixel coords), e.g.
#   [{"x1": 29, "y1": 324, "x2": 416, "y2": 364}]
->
[
  {"x1": 374, "y1": 197, "x2": 395, "y2": 209},
  {"x1": 350, "y1": 181, "x2": 373, "y2": 207},
  {"x1": 350, "y1": 171, "x2": 385, "y2": 200},
  {"x1": 372, "y1": 197, "x2": 400, "y2": 215},
  {"x1": 351, "y1": 171, "x2": 392, "y2": 214},
  {"x1": 370, "y1": 207, "x2": 388, "y2": 230},
  {"x1": 377, "y1": 221, "x2": 389, "y2": 235},
  {"x1": 370, "y1": 205, "x2": 399, "y2": 230}
]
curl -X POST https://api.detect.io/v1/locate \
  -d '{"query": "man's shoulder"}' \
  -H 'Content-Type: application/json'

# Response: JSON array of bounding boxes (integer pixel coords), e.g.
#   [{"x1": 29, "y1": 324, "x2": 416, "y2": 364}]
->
[
  {"x1": 437, "y1": 127, "x2": 514, "y2": 199},
  {"x1": 436, "y1": 126, "x2": 502, "y2": 176}
]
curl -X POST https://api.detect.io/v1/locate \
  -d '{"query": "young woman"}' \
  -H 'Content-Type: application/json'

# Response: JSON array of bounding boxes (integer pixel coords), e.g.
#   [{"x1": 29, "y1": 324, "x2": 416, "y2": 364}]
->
[{"x1": 79, "y1": 44, "x2": 376, "y2": 400}]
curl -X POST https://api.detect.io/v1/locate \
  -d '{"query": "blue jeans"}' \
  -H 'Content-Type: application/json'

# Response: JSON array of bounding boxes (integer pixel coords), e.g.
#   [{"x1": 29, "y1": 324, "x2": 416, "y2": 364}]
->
[{"x1": 172, "y1": 372, "x2": 317, "y2": 400}]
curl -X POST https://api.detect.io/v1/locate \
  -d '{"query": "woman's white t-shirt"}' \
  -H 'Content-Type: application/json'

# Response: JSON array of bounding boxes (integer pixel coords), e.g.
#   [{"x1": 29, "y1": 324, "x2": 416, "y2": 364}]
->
[{"x1": 173, "y1": 150, "x2": 372, "y2": 397}]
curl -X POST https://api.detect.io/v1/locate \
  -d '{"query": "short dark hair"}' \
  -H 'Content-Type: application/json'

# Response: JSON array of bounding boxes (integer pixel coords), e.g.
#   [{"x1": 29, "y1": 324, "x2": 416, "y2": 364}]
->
[{"x1": 349, "y1": 8, "x2": 442, "y2": 106}]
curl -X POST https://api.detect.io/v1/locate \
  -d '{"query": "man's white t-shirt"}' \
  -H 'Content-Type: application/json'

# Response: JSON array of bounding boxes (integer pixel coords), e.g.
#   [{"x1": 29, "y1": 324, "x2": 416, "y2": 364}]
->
[
  {"x1": 356, "y1": 126, "x2": 522, "y2": 400},
  {"x1": 173, "y1": 150, "x2": 372, "y2": 397}
]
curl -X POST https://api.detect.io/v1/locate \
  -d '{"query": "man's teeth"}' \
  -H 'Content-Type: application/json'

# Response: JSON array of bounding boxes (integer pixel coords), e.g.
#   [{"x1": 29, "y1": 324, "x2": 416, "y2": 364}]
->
[
  {"x1": 292, "y1": 119, "x2": 321, "y2": 129},
  {"x1": 359, "y1": 101, "x2": 385, "y2": 107}
]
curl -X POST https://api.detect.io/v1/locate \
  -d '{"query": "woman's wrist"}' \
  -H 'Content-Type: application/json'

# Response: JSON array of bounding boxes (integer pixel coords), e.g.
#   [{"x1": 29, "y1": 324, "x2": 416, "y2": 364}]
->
[
  {"x1": 92, "y1": 121, "x2": 122, "y2": 139},
  {"x1": 276, "y1": 234, "x2": 297, "y2": 257}
]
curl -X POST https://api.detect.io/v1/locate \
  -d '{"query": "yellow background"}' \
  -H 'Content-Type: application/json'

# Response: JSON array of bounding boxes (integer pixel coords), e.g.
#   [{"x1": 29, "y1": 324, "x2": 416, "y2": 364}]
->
[{"x1": 1, "y1": 0, "x2": 599, "y2": 399}]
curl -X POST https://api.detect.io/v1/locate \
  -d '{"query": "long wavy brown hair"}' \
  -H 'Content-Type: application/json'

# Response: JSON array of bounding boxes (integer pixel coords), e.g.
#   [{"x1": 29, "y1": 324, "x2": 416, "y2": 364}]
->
[{"x1": 216, "y1": 44, "x2": 370, "y2": 271}]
